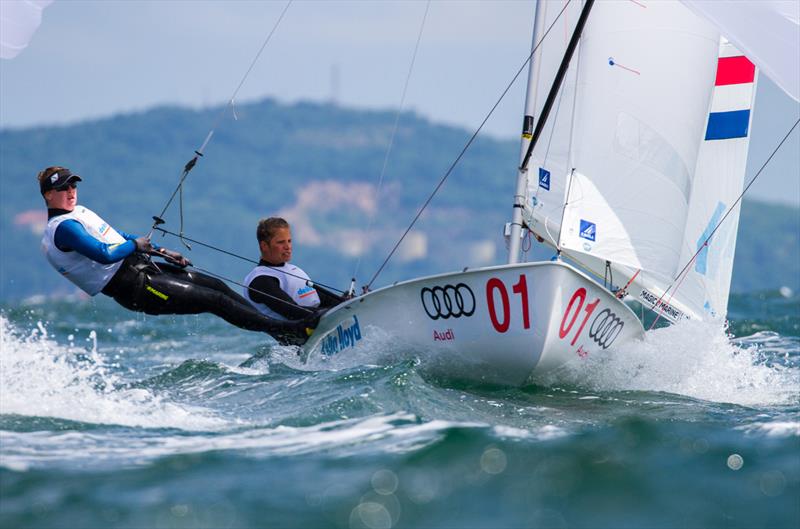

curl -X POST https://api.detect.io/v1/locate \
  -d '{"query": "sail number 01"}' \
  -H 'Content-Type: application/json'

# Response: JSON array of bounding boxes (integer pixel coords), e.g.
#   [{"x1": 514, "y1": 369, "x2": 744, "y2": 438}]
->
[
  {"x1": 559, "y1": 287, "x2": 625, "y2": 349},
  {"x1": 559, "y1": 287, "x2": 599, "y2": 346},
  {"x1": 486, "y1": 275, "x2": 530, "y2": 333}
]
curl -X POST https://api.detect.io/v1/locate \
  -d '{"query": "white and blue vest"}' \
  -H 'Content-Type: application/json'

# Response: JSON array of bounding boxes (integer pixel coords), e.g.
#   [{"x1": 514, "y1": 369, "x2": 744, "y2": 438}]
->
[
  {"x1": 243, "y1": 263, "x2": 320, "y2": 320},
  {"x1": 41, "y1": 206, "x2": 126, "y2": 295}
]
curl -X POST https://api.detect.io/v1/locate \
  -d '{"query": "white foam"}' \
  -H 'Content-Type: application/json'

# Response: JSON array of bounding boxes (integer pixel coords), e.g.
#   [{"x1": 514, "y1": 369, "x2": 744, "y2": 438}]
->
[
  {"x1": 0, "y1": 315, "x2": 226, "y2": 430},
  {"x1": 736, "y1": 421, "x2": 800, "y2": 438},
  {"x1": 558, "y1": 319, "x2": 799, "y2": 407}
]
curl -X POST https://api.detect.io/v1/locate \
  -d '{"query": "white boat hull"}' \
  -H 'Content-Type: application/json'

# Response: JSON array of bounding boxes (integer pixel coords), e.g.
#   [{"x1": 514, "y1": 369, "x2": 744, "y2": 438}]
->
[{"x1": 301, "y1": 261, "x2": 644, "y2": 385}]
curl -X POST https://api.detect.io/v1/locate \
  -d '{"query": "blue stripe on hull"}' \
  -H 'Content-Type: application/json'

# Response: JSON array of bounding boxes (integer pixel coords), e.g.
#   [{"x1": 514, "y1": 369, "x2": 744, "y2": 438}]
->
[{"x1": 705, "y1": 109, "x2": 751, "y2": 140}]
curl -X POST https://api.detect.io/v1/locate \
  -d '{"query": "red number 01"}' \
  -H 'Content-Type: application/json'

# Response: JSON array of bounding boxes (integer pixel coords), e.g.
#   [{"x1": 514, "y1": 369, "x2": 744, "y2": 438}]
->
[
  {"x1": 486, "y1": 275, "x2": 531, "y2": 333},
  {"x1": 559, "y1": 288, "x2": 599, "y2": 346}
]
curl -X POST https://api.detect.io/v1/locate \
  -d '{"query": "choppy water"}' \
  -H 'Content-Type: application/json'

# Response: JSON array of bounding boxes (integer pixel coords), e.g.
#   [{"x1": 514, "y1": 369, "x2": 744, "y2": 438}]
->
[{"x1": 1, "y1": 291, "x2": 798, "y2": 529}]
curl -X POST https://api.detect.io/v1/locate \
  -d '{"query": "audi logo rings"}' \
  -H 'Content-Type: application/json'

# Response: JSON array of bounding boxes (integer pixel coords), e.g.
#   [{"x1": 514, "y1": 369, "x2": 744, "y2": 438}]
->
[
  {"x1": 420, "y1": 283, "x2": 476, "y2": 320},
  {"x1": 588, "y1": 308, "x2": 624, "y2": 349}
]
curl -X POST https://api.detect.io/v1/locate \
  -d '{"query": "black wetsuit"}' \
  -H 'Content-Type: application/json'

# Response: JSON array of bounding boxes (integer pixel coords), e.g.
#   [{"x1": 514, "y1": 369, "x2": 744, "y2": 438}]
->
[
  {"x1": 102, "y1": 253, "x2": 312, "y2": 343},
  {"x1": 48, "y1": 209, "x2": 310, "y2": 344}
]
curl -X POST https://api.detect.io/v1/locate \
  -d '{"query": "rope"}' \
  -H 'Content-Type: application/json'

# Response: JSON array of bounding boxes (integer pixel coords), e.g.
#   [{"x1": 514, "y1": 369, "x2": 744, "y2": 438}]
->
[
  {"x1": 153, "y1": 226, "x2": 347, "y2": 295},
  {"x1": 648, "y1": 118, "x2": 800, "y2": 329},
  {"x1": 149, "y1": 0, "x2": 294, "y2": 237},
  {"x1": 366, "y1": 0, "x2": 574, "y2": 290},
  {"x1": 615, "y1": 269, "x2": 640, "y2": 299},
  {"x1": 350, "y1": 0, "x2": 431, "y2": 292}
]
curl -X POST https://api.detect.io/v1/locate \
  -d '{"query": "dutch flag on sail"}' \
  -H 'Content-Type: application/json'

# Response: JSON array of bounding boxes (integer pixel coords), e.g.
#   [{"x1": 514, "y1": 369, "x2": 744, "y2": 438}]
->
[{"x1": 704, "y1": 54, "x2": 756, "y2": 141}]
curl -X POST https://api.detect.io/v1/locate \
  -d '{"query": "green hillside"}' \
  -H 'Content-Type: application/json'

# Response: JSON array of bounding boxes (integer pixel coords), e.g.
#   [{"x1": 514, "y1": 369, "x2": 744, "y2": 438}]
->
[{"x1": 1, "y1": 98, "x2": 797, "y2": 301}]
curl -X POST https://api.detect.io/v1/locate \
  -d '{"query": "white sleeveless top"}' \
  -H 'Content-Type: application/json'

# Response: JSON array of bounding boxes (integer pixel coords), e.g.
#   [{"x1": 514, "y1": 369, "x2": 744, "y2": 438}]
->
[
  {"x1": 41, "y1": 205, "x2": 127, "y2": 295},
  {"x1": 243, "y1": 263, "x2": 320, "y2": 320}
]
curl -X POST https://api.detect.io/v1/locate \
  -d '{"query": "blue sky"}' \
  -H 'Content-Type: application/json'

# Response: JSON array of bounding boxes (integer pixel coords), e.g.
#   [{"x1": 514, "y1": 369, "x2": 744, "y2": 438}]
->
[{"x1": 1, "y1": 0, "x2": 798, "y2": 205}]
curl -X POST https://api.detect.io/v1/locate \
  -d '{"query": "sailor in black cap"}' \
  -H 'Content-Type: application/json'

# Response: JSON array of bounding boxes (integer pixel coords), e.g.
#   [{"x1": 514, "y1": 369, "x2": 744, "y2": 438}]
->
[{"x1": 38, "y1": 166, "x2": 316, "y2": 343}]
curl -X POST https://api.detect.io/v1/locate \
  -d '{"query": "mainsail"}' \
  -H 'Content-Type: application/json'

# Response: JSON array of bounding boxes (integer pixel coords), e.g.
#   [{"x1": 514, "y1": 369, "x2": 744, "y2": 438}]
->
[
  {"x1": 680, "y1": 0, "x2": 798, "y2": 102},
  {"x1": 520, "y1": 0, "x2": 758, "y2": 321},
  {"x1": 0, "y1": 0, "x2": 53, "y2": 60}
]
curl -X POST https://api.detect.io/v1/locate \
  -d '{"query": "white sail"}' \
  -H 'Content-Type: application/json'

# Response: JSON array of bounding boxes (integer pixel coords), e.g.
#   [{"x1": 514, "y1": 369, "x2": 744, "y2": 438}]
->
[
  {"x1": 680, "y1": 0, "x2": 799, "y2": 102},
  {"x1": 518, "y1": 0, "x2": 765, "y2": 323},
  {"x1": 0, "y1": 0, "x2": 53, "y2": 60},
  {"x1": 675, "y1": 41, "x2": 758, "y2": 319},
  {"x1": 558, "y1": 0, "x2": 720, "y2": 280}
]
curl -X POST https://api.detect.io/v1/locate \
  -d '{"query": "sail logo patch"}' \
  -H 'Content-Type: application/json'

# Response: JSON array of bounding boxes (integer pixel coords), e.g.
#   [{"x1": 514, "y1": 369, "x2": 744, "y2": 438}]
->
[
  {"x1": 579, "y1": 220, "x2": 596, "y2": 241},
  {"x1": 538, "y1": 168, "x2": 550, "y2": 190}
]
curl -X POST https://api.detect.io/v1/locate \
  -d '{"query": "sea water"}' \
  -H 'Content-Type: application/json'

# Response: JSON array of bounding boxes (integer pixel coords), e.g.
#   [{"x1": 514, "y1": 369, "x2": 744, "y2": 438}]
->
[{"x1": 1, "y1": 292, "x2": 798, "y2": 529}]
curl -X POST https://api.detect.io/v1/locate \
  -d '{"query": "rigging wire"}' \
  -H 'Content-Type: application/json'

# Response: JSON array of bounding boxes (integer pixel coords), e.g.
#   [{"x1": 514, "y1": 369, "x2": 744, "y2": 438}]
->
[
  {"x1": 648, "y1": 117, "x2": 800, "y2": 329},
  {"x1": 149, "y1": 0, "x2": 294, "y2": 240},
  {"x1": 350, "y1": 0, "x2": 431, "y2": 294},
  {"x1": 153, "y1": 226, "x2": 347, "y2": 295},
  {"x1": 365, "y1": 0, "x2": 575, "y2": 290}
]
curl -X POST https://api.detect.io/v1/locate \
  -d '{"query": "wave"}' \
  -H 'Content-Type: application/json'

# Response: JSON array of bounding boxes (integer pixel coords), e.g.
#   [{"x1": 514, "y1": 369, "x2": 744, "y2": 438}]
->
[{"x1": 0, "y1": 315, "x2": 227, "y2": 431}]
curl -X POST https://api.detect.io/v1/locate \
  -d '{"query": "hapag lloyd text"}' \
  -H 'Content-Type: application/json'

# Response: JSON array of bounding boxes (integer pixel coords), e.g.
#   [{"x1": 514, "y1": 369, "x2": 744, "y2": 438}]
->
[{"x1": 321, "y1": 316, "x2": 362, "y2": 356}]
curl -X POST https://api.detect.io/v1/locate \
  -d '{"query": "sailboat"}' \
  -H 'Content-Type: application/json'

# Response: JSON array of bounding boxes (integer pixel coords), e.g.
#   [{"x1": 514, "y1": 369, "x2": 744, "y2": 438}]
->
[{"x1": 296, "y1": 0, "x2": 792, "y2": 385}]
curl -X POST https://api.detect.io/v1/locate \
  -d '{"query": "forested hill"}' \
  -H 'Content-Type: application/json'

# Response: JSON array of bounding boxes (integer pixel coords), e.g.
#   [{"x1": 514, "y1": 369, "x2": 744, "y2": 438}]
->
[{"x1": 1, "y1": 98, "x2": 798, "y2": 301}]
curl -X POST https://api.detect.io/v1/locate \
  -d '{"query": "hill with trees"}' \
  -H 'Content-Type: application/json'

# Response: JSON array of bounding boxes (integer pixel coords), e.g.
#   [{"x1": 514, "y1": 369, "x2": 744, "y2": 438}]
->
[{"x1": 1, "y1": 98, "x2": 797, "y2": 301}]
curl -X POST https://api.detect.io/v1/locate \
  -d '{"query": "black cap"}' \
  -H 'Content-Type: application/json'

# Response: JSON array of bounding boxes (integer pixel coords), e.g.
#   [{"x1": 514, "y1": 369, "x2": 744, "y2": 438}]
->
[{"x1": 40, "y1": 168, "x2": 82, "y2": 194}]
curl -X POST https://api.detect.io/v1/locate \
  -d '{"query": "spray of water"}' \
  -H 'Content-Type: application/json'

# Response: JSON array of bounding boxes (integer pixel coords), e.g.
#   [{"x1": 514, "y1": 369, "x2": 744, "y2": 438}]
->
[
  {"x1": 559, "y1": 319, "x2": 799, "y2": 407},
  {"x1": 0, "y1": 315, "x2": 226, "y2": 430}
]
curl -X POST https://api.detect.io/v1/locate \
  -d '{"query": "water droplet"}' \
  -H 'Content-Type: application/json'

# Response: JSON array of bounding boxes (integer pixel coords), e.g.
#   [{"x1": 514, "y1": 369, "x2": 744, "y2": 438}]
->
[
  {"x1": 171, "y1": 504, "x2": 190, "y2": 517},
  {"x1": 727, "y1": 453, "x2": 744, "y2": 470},
  {"x1": 372, "y1": 469, "x2": 398, "y2": 495},
  {"x1": 350, "y1": 501, "x2": 392, "y2": 529},
  {"x1": 480, "y1": 446, "x2": 507, "y2": 474}
]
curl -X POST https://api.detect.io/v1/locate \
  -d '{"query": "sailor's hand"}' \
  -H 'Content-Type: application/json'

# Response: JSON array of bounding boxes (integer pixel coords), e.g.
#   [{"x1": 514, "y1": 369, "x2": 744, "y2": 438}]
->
[
  {"x1": 134, "y1": 236, "x2": 153, "y2": 253},
  {"x1": 157, "y1": 248, "x2": 192, "y2": 268}
]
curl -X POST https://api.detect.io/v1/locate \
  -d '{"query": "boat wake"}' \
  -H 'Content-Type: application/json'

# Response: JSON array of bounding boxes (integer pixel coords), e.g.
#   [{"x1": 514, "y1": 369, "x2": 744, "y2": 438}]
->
[{"x1": 552, "y1": 318, "x2": 799, "y2": 407}]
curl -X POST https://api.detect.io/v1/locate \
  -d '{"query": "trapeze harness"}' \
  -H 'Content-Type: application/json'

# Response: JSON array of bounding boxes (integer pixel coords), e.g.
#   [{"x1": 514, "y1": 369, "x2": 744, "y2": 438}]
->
[
  {"x1": 243, "y1": 262, "x2": 321, "y2": 320},
  {"x1": 42, "y1": 206, "x2": 308, "y2": 343}
]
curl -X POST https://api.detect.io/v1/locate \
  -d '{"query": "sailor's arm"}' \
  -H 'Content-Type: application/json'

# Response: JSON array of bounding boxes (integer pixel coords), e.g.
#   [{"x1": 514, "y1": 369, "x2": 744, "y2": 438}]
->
[{"x1": 54, "y1": 220, "x2": 139, "y2": 264}]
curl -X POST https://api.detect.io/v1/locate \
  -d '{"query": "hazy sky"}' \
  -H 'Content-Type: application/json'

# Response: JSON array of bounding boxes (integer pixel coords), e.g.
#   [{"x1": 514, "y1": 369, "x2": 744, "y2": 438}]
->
[{"x1": 1, "y1": 0, "x2": 798, "y2": 205}]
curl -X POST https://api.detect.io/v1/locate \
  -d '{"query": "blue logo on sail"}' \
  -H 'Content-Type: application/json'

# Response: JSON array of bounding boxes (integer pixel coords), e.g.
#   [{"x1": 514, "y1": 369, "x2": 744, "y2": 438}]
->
[
  {"x1": 579, "y1": 220, "x2": 596, "y2": 241},
  {"x1": 695, "y1": 202, "x2": 725, "y2": 276},
  {"x1": 538, "y1": 168, "x2": 550, "y2": 190}
]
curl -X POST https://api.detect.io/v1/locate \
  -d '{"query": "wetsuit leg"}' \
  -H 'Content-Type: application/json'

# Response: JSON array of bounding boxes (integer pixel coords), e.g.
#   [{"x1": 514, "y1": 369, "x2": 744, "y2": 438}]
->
[
  {"x1": 102, "y1": 257, "x2": 308, "y2": 343},
  {"x1": 139, "y1": 270, "x2": 290, "y2": 333},
  {"x1": 154, "y1": 263, "x2": 255, "y2": 308}
]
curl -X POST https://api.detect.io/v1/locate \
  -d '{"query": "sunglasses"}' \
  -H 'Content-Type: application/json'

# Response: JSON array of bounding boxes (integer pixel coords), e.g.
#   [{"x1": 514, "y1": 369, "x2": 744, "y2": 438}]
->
[{"x1": 54, "y1": 183, "x2": 78, "y2": 191}]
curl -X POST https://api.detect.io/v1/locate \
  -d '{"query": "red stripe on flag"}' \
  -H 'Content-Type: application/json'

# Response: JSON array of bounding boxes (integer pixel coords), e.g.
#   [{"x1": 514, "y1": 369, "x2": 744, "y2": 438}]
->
[{"x1": 715, "y1": 56, "x2": 755, "y2": 86}]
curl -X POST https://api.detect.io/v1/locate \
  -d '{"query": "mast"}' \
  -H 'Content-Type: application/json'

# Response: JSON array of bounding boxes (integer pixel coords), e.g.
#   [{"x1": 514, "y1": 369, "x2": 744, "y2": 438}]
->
[
  {"x1": 508, "y1": 0, "x2": 596, "y2": 263},
  {"x1": 507, "y1": 0, "x2": 546, "y2": 264}
]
